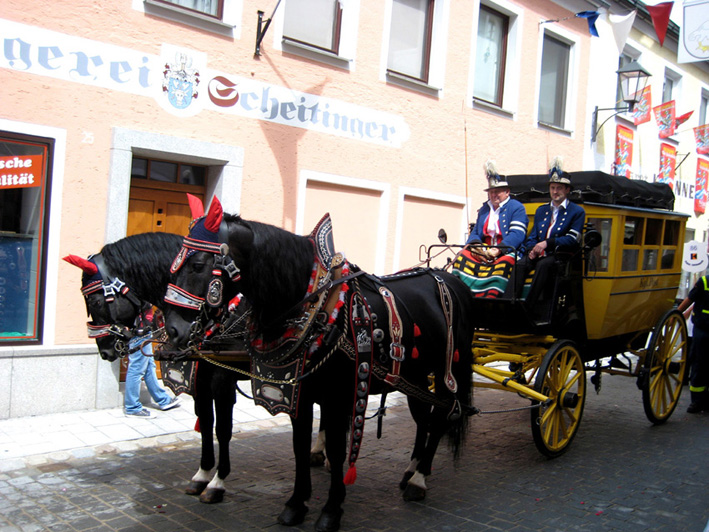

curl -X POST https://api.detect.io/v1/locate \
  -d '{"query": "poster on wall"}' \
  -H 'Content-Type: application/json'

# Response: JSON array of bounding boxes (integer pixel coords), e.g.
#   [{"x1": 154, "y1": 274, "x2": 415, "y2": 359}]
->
[
  {"x1": 614, "y1": 125, "x2": 634, "y2": 178},
  {"x1": 654, "y1": 100, "x2": 676, "y2": 138},
  {"x1": 633, "y1": 86, "x2": 652, "y2": 125},
  {"x1": 696, "y1": 158, "x2": 709, "y2": 214},
  {"x1": 658, "y1": 143, "x2": 677, "y2": 190},
  {"x1": 0, "y1": 154, "x2": 44, "y2": 189}
]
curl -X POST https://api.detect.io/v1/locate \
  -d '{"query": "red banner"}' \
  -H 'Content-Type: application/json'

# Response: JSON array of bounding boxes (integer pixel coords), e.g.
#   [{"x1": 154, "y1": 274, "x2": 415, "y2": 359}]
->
[
  {"x1": 695, "y1": 158, "x2": 709, "y2": 214},
  {"x1": 695, "y1": 124, "x2": 709, "y2": 154},
  {"x1": 614, "y1": 125, "x2": 634, "y2": 178},
  {"x1": 0, "y1": 154, "x2": 44, "y2": 190},
  {"x1": 654, "y1": 100, "x2": 676, "y2": 138},
  {"x1": 633, "y1": 86, "x2": 652, "y2": 125},
  {"x1": 659, "y1": 143, "x2": 677, "y2": 190}
]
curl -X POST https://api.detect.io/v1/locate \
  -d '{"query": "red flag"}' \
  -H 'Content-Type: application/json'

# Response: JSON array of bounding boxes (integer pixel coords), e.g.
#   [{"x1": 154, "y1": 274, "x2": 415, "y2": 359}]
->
[
  {"x1": 695, "y1": 125, "x2": 709, "y2": 155},
  {"x1": 675, "y1": 110, "x2": 694, "y2": 128},
  {"x1": 647, "y1": 2, "x2": 673, "y2": 46},
  {"x1": 654, "y1": 101, "x2": 676, "y2": 138}
]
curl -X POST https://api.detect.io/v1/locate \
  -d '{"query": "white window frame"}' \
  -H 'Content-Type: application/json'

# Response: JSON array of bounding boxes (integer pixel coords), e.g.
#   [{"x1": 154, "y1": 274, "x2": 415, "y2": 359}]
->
[
  {"x1": 272, "y1": 0, "x2": 360, "y2": 69},
  {"x1": 381, "y1": 0, "x2": 450, "y2": 96},
  {"x1": 700, "y1": 88, "x2": 709, "y2": 126},
  {"x1": 468, "y1": 0, "x2": 522, "y2": 117},
  {"x1": 535, "y1": 25, "x2": 579, "y2": 134},
  {"x1": 135, "y1": 0, "x2": 242, "y2": 37},
  {"x1": 662, "y1": 67, "x2": 682, "y2": 104}
]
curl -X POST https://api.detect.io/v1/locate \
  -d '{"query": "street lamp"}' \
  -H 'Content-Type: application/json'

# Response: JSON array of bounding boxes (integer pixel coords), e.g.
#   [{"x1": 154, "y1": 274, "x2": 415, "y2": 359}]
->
[{"x1": 591, "y1": 60, "x2": 652, "y2": 142}]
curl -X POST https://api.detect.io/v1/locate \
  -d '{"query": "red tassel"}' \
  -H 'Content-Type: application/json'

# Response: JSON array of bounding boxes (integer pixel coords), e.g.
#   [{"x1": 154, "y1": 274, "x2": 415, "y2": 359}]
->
[
  {"x1": 412, "y1": 346, "x2": 419, "y2": 359},
  {"x1": 194, "y1": 419, "x2": 201, "y2": 433},
  {"x1": 453, "y1": 349, "x2": 459, "y2": 362},
  {"x1": 343, "y1": 465, "x2": 357, "y2": 485},
  {"x1": 414, "y1": 324, "x2": 422, "y2": 337}
]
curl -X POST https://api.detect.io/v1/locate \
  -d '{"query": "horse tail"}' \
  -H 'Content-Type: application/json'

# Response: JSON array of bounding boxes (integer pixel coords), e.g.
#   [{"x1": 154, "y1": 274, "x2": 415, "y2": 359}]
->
[{"x1": 445, "y1": 277, "x2": 475, "y2": 460}]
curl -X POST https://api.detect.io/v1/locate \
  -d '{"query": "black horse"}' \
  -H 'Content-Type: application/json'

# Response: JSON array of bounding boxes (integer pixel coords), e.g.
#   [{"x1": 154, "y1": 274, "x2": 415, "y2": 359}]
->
[
  {"x1": 64, "y1": 232, "x2": 249, "y2": 503},
  {"x1": 163, "y1": 197, "x2": 476, "y2": 532}
]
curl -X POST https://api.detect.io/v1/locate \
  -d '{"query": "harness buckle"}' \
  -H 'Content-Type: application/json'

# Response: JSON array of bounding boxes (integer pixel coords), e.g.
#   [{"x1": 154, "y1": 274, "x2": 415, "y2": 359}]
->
[
  {"x1": 102, "y1": 278, "x2": 126, "y2": 297},
  {"x1": 390, "y1": 343, "x2": 405, "y2": 361},
  {"x1": 222, "y1": 259, "x2": 241, "y2": 280}
]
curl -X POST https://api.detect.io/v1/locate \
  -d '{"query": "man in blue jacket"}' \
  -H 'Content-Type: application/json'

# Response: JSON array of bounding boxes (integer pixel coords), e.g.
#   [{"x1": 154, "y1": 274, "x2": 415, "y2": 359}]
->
[
  {"x1": 465, "y1": 160, "x2": 528, "y2": 260},
  {"x1": 504, "y1": 160, "x2": 585, "y2": 305}
]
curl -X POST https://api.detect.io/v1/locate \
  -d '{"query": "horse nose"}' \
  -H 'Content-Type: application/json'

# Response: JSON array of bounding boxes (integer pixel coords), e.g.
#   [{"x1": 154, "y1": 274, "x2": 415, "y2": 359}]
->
[{"x1": 99, "y1": 349, "x2": 117, "y2": 362}]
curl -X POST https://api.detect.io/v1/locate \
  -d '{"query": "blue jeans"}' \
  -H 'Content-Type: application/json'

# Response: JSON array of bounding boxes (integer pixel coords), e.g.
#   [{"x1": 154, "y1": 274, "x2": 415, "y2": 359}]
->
[{"x1": 124, "y1": 337, "x2": 171, "y2": 414}]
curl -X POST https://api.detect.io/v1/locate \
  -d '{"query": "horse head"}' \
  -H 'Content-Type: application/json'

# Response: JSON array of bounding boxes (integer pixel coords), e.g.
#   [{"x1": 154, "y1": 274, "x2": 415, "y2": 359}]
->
[
  {"x1": 64, "y1": 253, "x2": 144, "y2": 361},
  {"x1": 164, "y1": 196, "x2": 252, "y2": 351}
]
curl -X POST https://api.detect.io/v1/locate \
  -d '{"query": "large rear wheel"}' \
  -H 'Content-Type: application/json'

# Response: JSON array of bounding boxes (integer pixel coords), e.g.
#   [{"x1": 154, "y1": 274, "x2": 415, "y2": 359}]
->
[
  {"x1": 641, "y1": 309, "x2": 687, "y2": 424},
  {"x1": 531, "y1": 340, "x2": 586, "y2": 458}
]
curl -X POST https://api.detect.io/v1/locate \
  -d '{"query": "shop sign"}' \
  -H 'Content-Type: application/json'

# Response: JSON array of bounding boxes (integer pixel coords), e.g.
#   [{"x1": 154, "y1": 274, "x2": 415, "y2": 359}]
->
[
  {"x1": 0, "y1": 19, "x2": 410, "y2": 148},
  {"x1": 0, "y1": 154, "x2": 44, "y2": 189}
]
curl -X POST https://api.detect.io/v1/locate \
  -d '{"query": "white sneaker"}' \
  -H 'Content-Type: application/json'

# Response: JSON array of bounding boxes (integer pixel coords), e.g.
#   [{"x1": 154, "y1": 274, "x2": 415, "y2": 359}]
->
[
  {"x1": 160, "y1": 397, "x2": 181, "y2": 411},
  {"x1": 125, "y1": 408, "x2": 154, "y2": 418}
]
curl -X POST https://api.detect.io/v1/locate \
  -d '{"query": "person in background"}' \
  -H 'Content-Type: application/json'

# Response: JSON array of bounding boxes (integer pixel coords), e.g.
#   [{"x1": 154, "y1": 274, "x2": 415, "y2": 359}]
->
[
  {"x1": 504, "y1": 157, "x2": 585, "y2": 305},
  {"x1": 678, "y1": 281, "x2": 709, "y2": 413},
  {"x1": 465, "y1": 160, "x2": 528, "y2": 259},
  {"x1": 124, "y1": 306, "x2": 180, "y2": 418}
]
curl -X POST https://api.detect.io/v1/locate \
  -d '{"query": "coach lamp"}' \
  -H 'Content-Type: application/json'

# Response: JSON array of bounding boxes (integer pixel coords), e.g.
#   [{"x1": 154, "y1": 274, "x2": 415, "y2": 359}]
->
[{"x1": 591, "y1": 60, "x2": 652, "y2": 143}]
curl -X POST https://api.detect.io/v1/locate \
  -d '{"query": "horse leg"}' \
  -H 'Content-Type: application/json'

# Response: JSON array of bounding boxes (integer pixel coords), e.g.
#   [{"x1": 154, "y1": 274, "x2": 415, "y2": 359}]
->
[
  {"x1": 278, "y1": 404, "x2": 313, "y2": 527},
  {"x1": 186, "y1": 377, "x2": 215, "y2": 496},
  {"x1": 399, "y1": 396, "x2": 430, "y2": 491},
  {"x1": 199, "y1": 370, "x2": 237, "y2": 504},
  {"x1": 310, "y1": 426, "x2": 327, "y2": 467}
]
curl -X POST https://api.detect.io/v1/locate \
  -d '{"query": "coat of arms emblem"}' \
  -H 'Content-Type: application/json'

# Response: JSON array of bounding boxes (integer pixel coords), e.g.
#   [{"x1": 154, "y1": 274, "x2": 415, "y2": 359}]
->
[{"x1": 162, "y1": 52, "x2": 199, "y2": 110}]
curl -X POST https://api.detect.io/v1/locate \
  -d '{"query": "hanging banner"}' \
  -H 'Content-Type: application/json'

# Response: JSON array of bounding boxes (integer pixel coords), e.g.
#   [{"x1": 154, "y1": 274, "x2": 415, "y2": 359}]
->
[
  {"x1": 695, "y1": 158, "x2": 709, "y2": 214},
  {"x1": 633, "y1": 86, "x2": 652, "y2": 125},
  {"x1": 659, "y1": 143, "x2": 677, "y2": 189},
  {"x1": 695, "y1": 124, "x2": 709, "y2": 154},
  {"x1": 654, "y1": 101, "x2": 676, "y2": 138},
  {"x1": 614, "y1": 125, "x2": 634, "y2": 178},
  {"x1": 679, "y1": 0, "x2": 709, "y2": 64}
]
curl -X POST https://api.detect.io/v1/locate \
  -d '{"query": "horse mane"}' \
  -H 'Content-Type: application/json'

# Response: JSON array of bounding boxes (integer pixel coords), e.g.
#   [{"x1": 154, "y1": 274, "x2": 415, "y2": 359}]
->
[
  {"x1": 100, "y1": 232, "x2": 183, "y2": 310},
  {"x1": 230, "y1": 215, "x2": 314, "y2": 326}
]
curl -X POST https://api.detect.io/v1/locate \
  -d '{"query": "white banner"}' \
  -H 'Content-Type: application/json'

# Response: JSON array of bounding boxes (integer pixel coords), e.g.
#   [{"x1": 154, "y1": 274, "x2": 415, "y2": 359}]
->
[{"x1": 678, "y1": 0, "x2": 709, "y2": 63}]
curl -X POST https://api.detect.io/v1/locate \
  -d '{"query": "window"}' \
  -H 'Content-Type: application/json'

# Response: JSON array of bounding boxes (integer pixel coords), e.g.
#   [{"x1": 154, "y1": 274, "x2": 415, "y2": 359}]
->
[
  {"x1": 153, "y1": 0, "x2": 223, "y2": 19},
  {"x1": 387, "y1": 0, "x2": 434, "y2": 83},
  {"x1": 474, "y1": 5, "x2": 508, "y2": 106},
  {"x1": 587, "y1": 217, "x2": 612, "y2": 272},
  {"x1": 0, "y1": 132, "x2": 53, "y2": 344},
  {"x1": 700, "y1": 90, "x2": 709, "y2": 125},
  {"x1": 131, "y1": 157, "x2": 206, "y2": 187},
  {"x1": 283, "y1": 0, "x2": 343, "y2": 54},
  {"x1": 662, "y1": 69, "x2": 682, "y2": 104},
  {"x1": 538, "y1": 33, "x2": 570, "y2": 129}
]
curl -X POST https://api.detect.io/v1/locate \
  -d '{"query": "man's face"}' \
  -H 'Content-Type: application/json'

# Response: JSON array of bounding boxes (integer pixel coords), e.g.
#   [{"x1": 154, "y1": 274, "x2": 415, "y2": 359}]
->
[
  {"x1": 549, "y1": 183, "x2": 570, "y2": 205},
  {"x1": 487, "y1": 187, "x2": 510, "y2": 209}
]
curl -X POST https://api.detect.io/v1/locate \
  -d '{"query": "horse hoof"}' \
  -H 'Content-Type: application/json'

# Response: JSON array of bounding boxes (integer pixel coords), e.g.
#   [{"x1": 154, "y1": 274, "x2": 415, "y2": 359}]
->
[
  {"x1": 399, "y1": 471, "x2": 414, "y2": 490},
  {"x1": 277, "y1": 503, "x2": 308, "y2": 526},
  {"x1": 310, "y1": 451, "x2": 326, "y2": 467},
  {"x1": 402, "y1": 484, "x2": 427, "y2": 502},
  {"x1": 199, "y1": 487, "x2": 225, "y2": 504},
  {"x1": 185, "y1": 480, "x2": 209, "y2": 496},
  {"x1": 315, "y1": 508, "x2": 343, "y2": 532}
]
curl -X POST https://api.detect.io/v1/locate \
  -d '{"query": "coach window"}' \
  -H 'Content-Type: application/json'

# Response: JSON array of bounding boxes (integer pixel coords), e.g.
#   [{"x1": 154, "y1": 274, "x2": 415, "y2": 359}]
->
[
  {"x1": 0, "y1": 132, "x2": 53, "y2": 344},
  {"x1": 621, "y1": 216, "x2": 643, "y2": 272},
  {"x1": 283, "y1": 0, "x2": 343, "y2": 55},
  {"x1": 587, "y1": 217, "x2": 611, "y2": 272}
]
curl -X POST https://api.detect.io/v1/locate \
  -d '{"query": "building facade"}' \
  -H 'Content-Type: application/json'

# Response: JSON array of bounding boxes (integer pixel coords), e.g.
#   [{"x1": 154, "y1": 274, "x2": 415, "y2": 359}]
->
[{"x1": 0, "y1": 0, "x2": 649, "y2": 419}]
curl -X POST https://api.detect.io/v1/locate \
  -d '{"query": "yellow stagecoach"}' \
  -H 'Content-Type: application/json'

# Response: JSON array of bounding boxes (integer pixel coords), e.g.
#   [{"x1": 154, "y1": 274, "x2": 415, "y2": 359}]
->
[{"x1": 426, "y1": 171, "x2": 689, "y2": 457}]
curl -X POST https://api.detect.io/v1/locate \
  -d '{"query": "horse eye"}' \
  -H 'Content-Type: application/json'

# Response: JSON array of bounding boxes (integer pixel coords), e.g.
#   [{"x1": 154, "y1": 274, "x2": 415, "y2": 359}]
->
[{"x1": 190, "y1": 261, "x2": 207, "y2": 273}]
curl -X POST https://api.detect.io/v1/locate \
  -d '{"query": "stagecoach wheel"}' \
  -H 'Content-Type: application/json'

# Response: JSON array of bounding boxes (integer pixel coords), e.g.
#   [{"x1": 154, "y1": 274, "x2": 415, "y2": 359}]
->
[
  {"x1": 531, "y1": 340, "x2": 586, "y2": 458},
  {"x1": 641, "y1": 309, "x2": 687, "y2": 425}
]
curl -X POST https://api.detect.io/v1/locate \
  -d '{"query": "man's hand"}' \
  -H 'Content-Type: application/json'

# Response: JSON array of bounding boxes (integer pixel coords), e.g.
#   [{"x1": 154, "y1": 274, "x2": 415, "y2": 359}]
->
[{"x1": 528, "y1": 240, "x2": 548, "y2": 260}]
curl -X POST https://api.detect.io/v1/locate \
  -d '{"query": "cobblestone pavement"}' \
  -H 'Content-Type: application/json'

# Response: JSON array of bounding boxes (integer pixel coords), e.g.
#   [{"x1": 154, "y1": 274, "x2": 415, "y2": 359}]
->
[{"x1": 1, "y1": 376, "x2": 707, "y2": 532}]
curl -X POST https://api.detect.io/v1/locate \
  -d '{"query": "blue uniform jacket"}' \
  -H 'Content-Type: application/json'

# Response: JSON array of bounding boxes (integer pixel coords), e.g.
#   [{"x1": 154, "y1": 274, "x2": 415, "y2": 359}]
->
[
  {"x1": 466, "y1": 198, "x2": 528, "y2": 252},
  {"x1": 524, "y1": 201, "x2": 585, "y2": 253}
]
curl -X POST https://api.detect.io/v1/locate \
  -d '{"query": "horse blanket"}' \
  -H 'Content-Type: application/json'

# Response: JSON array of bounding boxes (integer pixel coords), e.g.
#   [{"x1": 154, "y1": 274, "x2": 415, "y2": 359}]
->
[{"x1": 452, "y1": 249, "x2": 516, "y2": 298}]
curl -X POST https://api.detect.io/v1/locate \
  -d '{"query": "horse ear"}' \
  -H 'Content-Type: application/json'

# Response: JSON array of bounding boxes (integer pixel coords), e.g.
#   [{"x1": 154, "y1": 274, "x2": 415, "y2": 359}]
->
[
  {"x1": 186, "y1": 193, "x2": 205, "y2": 219},
  {"x1": 63, "y1": 255, "x2": 99, "y2": 275},
  {"x1": 204, "y1": 196, "x2": 223, "y2": 233}
]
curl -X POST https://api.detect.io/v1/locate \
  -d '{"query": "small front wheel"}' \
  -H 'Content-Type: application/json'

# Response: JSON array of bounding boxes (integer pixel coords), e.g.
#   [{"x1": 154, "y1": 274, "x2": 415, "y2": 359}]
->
[
  {"x1": 641, "y1": 309, "x2": 687, "y2": 424},
  {"x1": 531, "y1": 340, "x2": 586, "y2": 458}
]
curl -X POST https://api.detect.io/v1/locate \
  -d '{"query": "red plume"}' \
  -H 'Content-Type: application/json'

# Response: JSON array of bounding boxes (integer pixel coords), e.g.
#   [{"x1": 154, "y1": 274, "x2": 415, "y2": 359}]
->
[
  {"x1": 63, "y1": 255, "x2": 99, "y2": 275},
  {"x1": 204, "y1": 196, "x2": 223, "y2": 233},
  {"x1": 186, "y1": 193, "x2": 205, "y2": 220}
]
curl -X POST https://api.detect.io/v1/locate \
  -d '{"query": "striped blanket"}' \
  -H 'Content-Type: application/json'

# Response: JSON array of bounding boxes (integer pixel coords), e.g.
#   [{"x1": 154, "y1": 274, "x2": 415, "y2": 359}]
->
[{"x1": 451, "y1": 248, "x2": 515, "y2": 298}]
